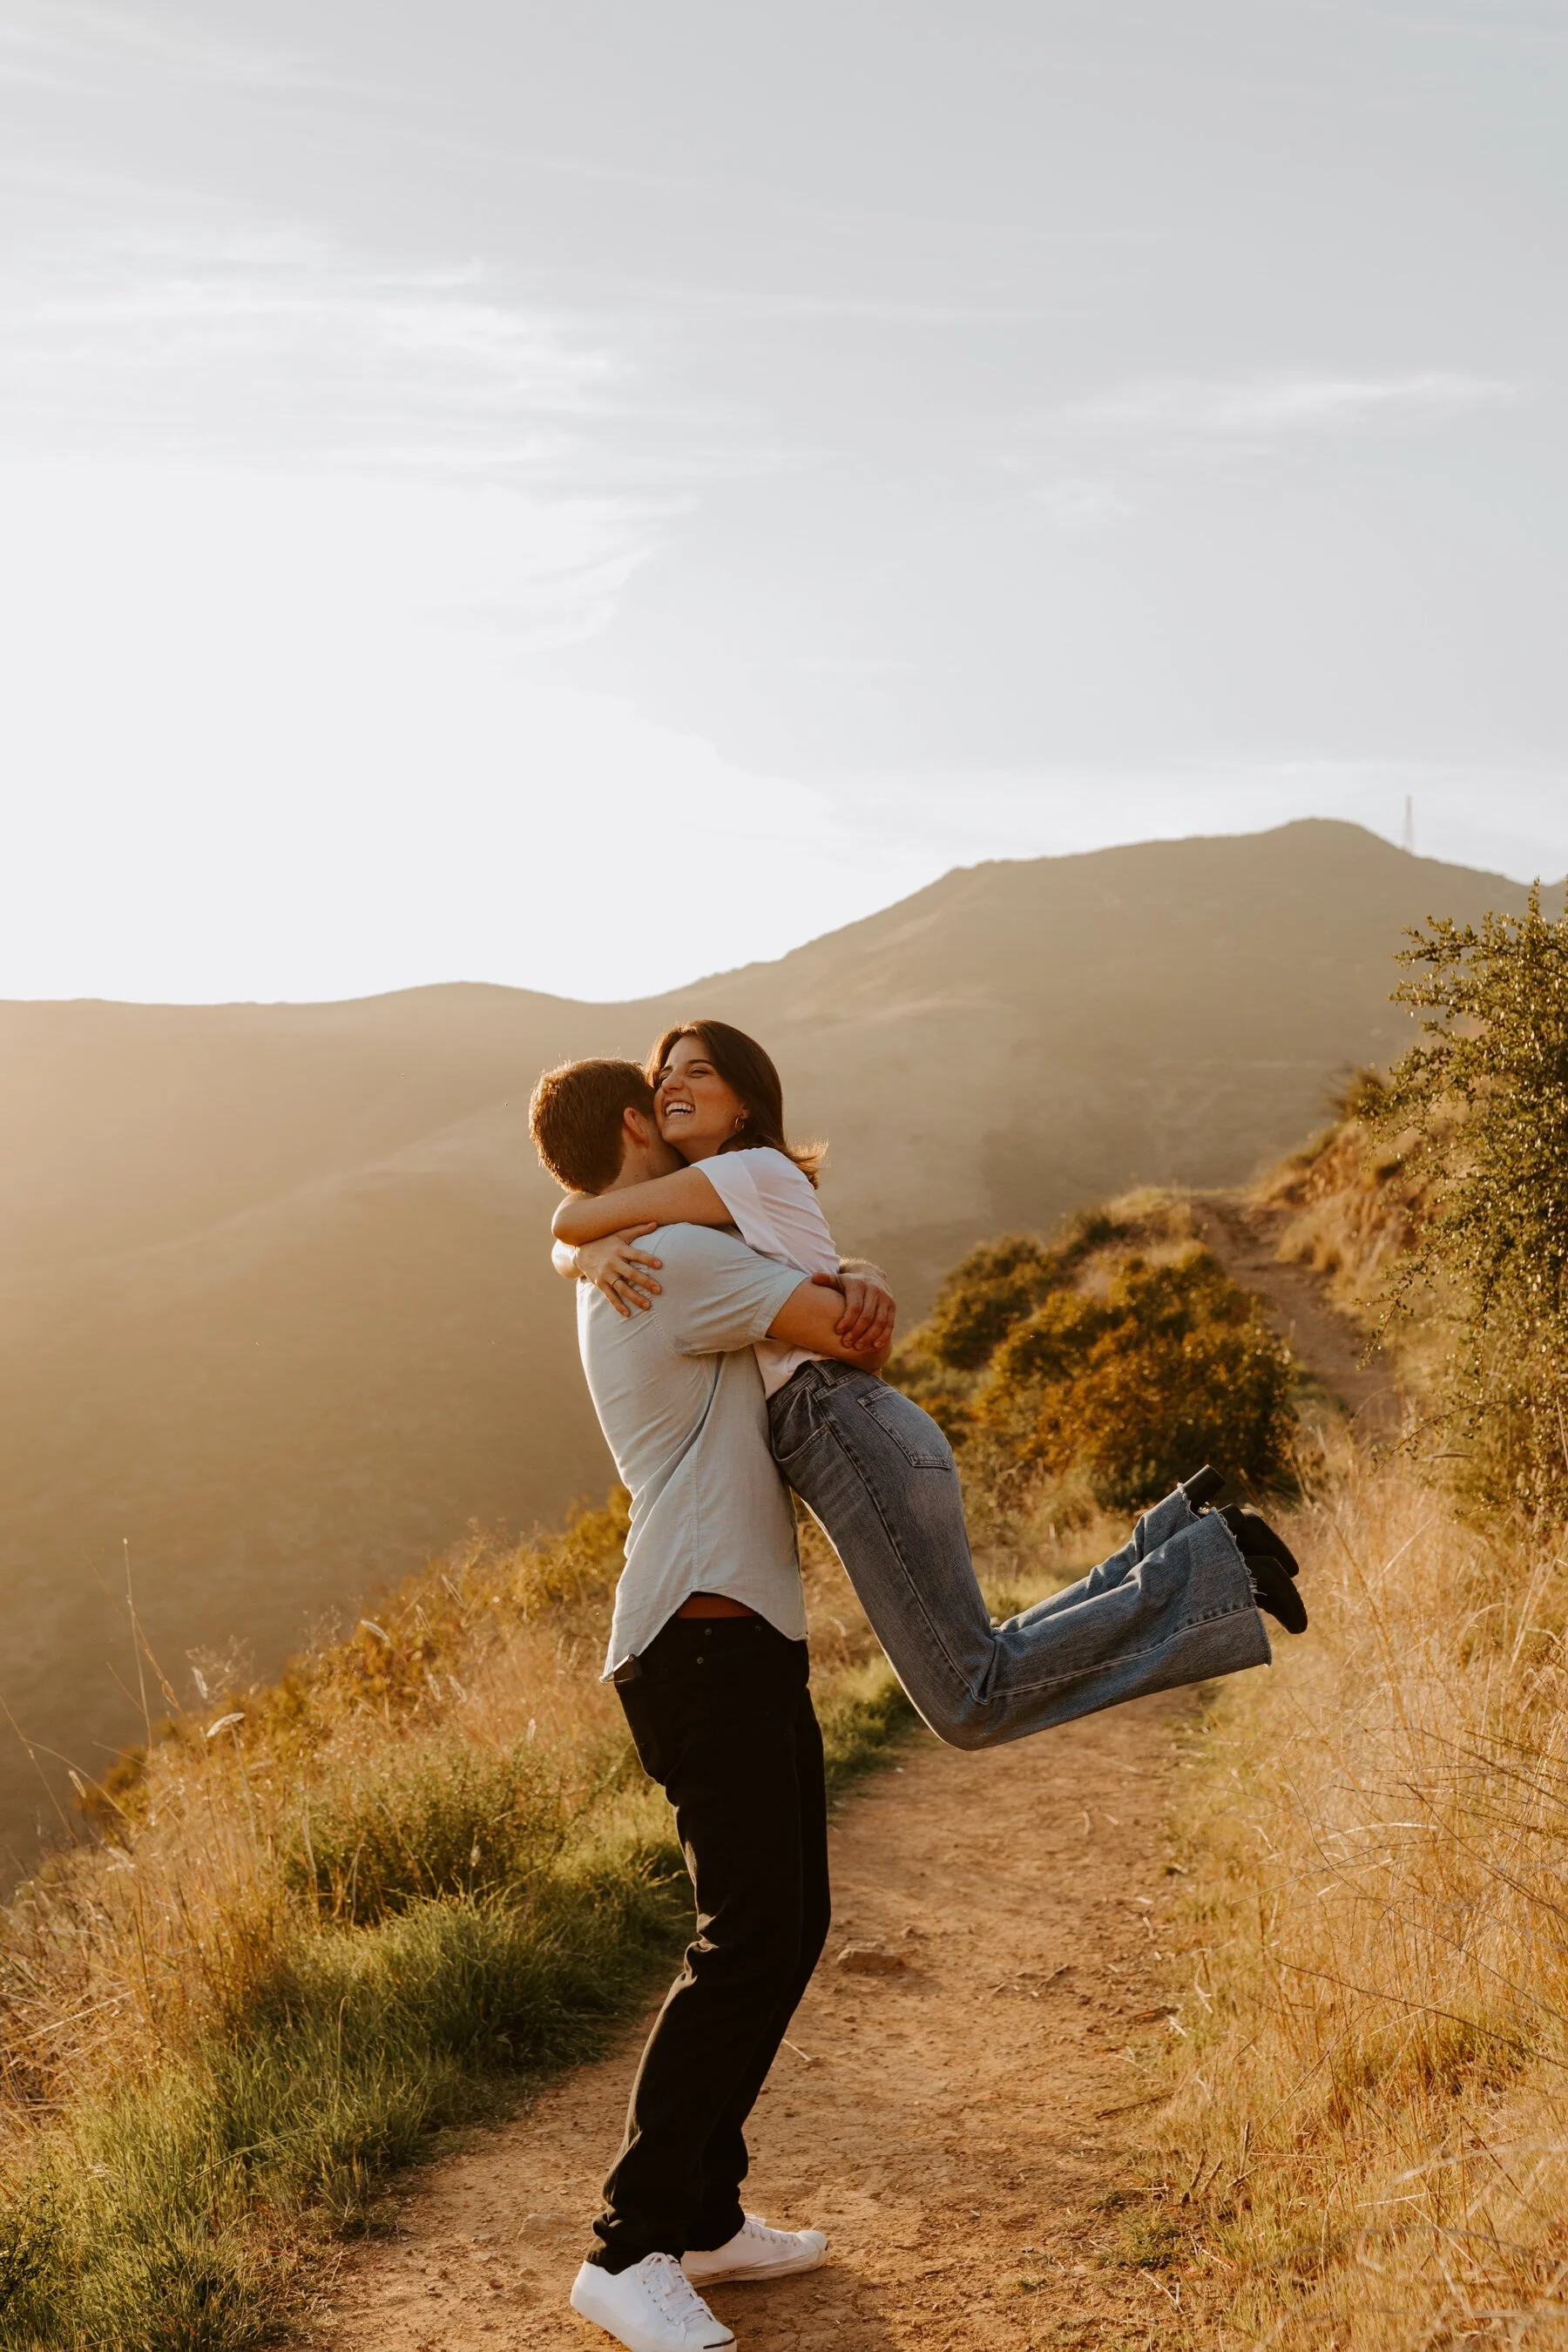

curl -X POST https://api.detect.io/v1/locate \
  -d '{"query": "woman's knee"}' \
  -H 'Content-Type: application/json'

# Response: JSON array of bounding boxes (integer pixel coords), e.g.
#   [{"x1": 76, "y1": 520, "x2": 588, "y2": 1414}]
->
[{"x1": 913, "y1": 1688, "x2": 995, "y2": 1752}]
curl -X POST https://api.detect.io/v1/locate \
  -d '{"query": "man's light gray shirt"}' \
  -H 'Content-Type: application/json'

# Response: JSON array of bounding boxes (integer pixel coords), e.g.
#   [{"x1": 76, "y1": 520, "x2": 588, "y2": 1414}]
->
[{"x1": 576, "y1": 1224, "x2": 808, "y2": 1676}]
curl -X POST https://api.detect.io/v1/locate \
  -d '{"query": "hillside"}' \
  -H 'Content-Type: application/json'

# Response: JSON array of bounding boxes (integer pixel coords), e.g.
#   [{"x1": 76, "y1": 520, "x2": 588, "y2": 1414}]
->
[
  {"x1": 6, "y1": 986, "x2": 1568, "y2": 2351},
  {"x1": 0, "y1": 820, "x2": 1536, "y2": 1862}
]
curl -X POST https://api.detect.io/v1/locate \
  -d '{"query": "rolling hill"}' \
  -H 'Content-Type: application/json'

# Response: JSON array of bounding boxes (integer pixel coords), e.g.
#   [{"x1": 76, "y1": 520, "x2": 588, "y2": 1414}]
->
[{"x1": 0, "y1": 820, "x2": 1537, "y2": 1864}]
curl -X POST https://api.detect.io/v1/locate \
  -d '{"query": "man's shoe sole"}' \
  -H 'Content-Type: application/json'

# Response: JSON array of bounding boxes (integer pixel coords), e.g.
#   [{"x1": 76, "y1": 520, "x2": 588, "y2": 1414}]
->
[{"x1": 685, "y1": 2243, "x2": 828, "y2": 2284}]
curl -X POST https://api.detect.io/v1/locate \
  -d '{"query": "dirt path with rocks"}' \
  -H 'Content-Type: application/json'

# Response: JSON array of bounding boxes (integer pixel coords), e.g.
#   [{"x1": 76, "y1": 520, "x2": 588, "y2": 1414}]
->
[
  {"x1": 301, "y1": 1192, "x2": 1375, "y2": 2352},
  {"x1": 302, "y1": 1694, "x2": 1190, "y2": 2352}
]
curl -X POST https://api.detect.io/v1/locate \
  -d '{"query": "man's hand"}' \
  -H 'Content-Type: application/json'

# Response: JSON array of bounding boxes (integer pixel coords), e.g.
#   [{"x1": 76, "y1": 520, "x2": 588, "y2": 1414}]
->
[
  {"x1": 576, "y1": 1226, "x2": 664, "y2": 1318},
  {"x1": 812, "y1": 1258, "x2": 896, "y2": 1354}
]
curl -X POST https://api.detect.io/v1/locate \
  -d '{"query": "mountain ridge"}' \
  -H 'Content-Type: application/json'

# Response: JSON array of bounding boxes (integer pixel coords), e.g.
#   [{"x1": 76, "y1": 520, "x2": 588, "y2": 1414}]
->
[{"x1": 0, "y1": 819, "x2": 1538, "y2": 1863}]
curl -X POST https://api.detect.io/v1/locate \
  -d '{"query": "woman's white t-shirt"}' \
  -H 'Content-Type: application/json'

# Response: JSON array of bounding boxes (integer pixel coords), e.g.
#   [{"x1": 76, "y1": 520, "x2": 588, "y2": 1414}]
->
[{"x1": 699, "y1": 1147, "x2": 839, "y2": 1398}]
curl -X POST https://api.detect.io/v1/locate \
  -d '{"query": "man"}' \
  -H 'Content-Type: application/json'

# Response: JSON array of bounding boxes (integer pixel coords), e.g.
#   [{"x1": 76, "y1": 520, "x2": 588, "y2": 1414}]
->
[{"x1": 529, "y1": 1056, "x2": 889, "y2": 2352}]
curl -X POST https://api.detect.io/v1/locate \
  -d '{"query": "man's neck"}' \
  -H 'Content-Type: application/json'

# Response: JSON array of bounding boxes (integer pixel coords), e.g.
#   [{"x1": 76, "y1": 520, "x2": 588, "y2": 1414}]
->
[{"x1": 603, "y1": 1142, "x2": 679, "y2": 1193}]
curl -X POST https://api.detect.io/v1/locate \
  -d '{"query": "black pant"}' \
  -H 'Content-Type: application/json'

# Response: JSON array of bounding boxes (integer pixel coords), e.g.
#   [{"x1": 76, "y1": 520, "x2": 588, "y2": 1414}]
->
[{"x1": 589, "y1": 1613, "x2": 831, "y2": 2273}]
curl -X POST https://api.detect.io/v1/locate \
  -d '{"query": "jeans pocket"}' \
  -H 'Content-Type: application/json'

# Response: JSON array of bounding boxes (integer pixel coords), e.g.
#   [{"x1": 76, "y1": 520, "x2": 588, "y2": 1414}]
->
[
  {"x1": 855, "y1": 1382, "x2": 954, "y2": 1470},
  {"x1": 768, "y1": 1374, "x2": 824, "y2": 1468}
]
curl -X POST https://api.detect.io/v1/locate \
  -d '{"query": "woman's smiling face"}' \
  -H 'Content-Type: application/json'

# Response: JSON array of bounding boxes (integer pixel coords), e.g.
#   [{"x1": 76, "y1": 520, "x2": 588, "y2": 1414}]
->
[{"x1": 653, "y1": 1032, "x2": 747, "y2": 1162}]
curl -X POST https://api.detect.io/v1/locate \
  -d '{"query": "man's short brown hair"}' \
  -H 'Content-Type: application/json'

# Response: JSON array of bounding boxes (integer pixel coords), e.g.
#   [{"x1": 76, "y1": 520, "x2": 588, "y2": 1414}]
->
[{"x1": 528, "y1": 1057, "x2": 656, "y2": 1194}]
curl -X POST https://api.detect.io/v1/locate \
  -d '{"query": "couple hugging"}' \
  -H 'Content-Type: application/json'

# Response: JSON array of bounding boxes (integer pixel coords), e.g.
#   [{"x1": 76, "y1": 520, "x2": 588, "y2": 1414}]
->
[{"x1": 529, "y1": 1019, "x2": 1307, "y2": 2352}]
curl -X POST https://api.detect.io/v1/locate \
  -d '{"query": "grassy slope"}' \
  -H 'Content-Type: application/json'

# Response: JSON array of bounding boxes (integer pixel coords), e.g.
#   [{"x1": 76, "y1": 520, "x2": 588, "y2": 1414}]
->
[
  {"x1": 0, "y1": 1501, "x2": 916, "y2": 2352},
  {"x1": 1134, "y1": 1116, "x2": 1568, "y2": 2347},
  {"x1": 8, "y1": 1098, "x2": 1555, "y2": 2351}
]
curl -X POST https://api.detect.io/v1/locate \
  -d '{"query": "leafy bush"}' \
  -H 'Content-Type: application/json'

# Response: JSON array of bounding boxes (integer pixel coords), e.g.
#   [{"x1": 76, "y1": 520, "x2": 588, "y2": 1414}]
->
[
  {"x1": 976, "y1": 1252, "x2": 1294, "y2": 1508},
  {"x1": 893, "y1": 1206, "x2": 1295, "y2": 1511},
  {"x1": 889, "y1": 1210, "x2": 1135, "y2": 1442},
  {"x1": 917, "y1": 1234, "x2": 1067, "y2": 1370},
  {"x1": 1385, "y1": 887, "x2": 1568, "y2": 1515}
]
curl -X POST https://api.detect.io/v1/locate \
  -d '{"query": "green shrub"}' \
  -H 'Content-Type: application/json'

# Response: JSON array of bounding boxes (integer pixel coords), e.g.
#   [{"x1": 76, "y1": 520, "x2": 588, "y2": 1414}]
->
[
  {"x1": 892, "y1": 1213, "x2": 1295, "y2": 1512},
  {"x1": 977, "y1": 1253, "x2": 1294, "y2": 1508},
  {"x1": 917, "y1": 1234, "x2": 1065, "y2": 1370},
  {"x1": 1386, "y1": 887, "x2": 1568, "y2": 1515}
]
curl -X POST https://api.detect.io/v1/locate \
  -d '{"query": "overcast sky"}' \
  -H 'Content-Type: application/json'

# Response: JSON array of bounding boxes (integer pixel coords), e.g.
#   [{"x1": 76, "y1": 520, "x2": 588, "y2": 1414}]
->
[{"x1": 2, "y1": 0, "x2": 1564, "y2": 1002}]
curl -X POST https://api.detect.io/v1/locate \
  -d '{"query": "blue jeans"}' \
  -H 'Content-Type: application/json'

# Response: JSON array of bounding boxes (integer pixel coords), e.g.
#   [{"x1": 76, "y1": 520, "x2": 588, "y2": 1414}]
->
[{"x1": 767, "y1": 1361, "x2": 1270, "y2": 1747}]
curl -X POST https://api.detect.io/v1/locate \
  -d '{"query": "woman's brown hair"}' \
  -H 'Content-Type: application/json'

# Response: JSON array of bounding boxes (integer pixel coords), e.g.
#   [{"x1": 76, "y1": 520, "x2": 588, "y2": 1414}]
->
[{"x1": 645, "y1": 1021, "x2": 824, "y2": 1187}]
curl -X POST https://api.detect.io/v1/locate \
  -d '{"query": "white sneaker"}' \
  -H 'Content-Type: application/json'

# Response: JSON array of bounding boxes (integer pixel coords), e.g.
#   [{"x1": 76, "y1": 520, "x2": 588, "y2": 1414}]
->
[
  {"x1": 683, "y1": 2213, "x2": 828, "y2": 2285},
  {"x1": 570, "y1": 2253, "x2": 736, "y2": 2350}
]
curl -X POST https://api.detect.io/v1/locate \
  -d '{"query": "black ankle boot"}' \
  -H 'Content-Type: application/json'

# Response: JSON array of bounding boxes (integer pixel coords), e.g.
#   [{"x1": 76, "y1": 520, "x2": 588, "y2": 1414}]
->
[
  {"x1": 1218, "y1": 1505, "x2": 1308, "y2": 1631},
  {"x1": 1219, "y1": 1504, "x2": 1301, "y2": 1581},
  {"x1": 1180, "y1": 1475, "x2": 1308, "y2": 1634},
  {"x1": 1242, "y1": 1544, "x2": 1308, "y2": 1635}
]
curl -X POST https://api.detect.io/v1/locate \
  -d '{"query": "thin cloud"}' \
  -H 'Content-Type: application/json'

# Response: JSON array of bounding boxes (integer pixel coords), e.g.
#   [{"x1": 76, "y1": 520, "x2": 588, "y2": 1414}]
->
[
  {"x1": 0, "y1": 238, "x2": 615, "y2": 424},
  {"x1": 1075, "y1": 370, "x2": 1524, "y2": 436},
  {"x1": 0, "y1": 232, "x2": 772, "y2": 495},
  {"x1": 0, "y1": 226, "x2": 781, "y2": 659},
  {"x1": 0, "y1": 0, "x2": 305, "y2": 91}
]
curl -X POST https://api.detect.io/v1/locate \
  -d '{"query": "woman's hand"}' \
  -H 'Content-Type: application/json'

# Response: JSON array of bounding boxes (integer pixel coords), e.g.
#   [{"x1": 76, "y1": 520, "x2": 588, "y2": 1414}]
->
[
  {"x1": 575, "y1": 1226, "x2": 664, "y2": 1318},
  {"x1": 813, "y1": 1262, "x2": 896, "y2": 1354}
]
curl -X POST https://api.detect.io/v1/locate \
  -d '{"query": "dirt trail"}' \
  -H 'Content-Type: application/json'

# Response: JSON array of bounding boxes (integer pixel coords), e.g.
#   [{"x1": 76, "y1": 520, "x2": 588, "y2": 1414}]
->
[
  {"x1": 302, "y1": 1696, "x2": 1187, "y2": 2352},
  {"x1": 301, "y1": 1193, "x2": 1377, "y2": 2352},
  {"x1": 1193, "y1": 1193, "x2": 1402, "y2": 1439}
]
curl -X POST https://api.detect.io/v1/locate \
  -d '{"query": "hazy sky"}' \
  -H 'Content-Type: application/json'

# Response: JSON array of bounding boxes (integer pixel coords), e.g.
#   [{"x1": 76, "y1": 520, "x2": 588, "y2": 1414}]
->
[{"x1": 3, "y1": 0, "x2": 1565, "y2": 1002}]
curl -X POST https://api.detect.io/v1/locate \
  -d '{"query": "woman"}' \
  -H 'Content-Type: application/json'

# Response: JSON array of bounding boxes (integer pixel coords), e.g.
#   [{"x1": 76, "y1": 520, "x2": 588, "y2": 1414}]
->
[{"x1": 551, "y1": 1020, "x2": 1305, "y2": 1747}]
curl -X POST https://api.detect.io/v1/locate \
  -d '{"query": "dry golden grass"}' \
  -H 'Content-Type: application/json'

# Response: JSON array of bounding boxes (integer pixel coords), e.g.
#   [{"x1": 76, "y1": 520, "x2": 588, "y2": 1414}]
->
[
  {"x1": 1252, "y1": 1092, "x2": 1463, "y2": 1425},
  {"x1": 0, "y1": 1498, "x2": 913, "y2": 2349},
  {"x1": 10, "y1": 1108, "x2": 1551, "y2": 2350},
  {"x1": 1255, "y1": 1109, "x2": 1424, "y2": 1317},
  {"x1": 1, "y1": 1503, "x2": 635, "y2": 2112},
  {"x1": 1156, "y1": 1450, "x2": 1568, "y2": 2349}
]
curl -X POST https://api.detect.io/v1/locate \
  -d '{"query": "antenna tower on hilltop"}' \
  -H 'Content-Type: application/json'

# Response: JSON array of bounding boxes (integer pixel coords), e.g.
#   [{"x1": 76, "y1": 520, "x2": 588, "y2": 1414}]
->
[{"x1": 1401, "y1": 793, "x2": 1416, "y2": 855}]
